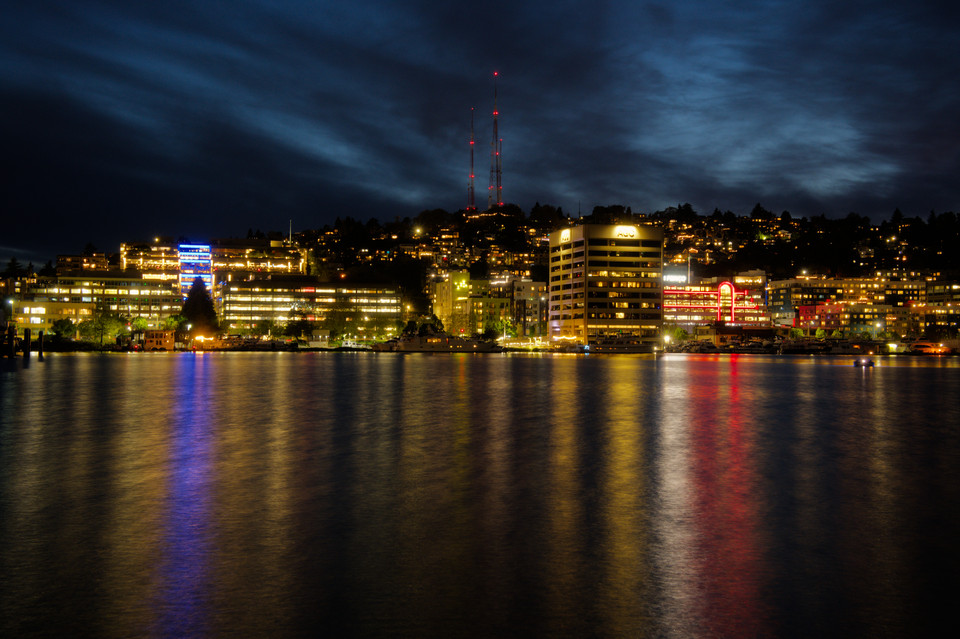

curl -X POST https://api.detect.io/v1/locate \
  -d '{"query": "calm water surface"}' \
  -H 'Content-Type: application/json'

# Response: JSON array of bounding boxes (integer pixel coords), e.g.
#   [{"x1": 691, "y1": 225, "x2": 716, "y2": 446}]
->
[{"x1": 2, "y1": 352, "x2": 959, "y2": 637}]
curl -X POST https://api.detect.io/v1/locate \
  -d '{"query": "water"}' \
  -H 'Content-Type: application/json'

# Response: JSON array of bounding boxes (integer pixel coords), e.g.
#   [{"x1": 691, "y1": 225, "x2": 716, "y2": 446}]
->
[{"x1": 2, "y1": 352, "x2": 959, "y2": 638}]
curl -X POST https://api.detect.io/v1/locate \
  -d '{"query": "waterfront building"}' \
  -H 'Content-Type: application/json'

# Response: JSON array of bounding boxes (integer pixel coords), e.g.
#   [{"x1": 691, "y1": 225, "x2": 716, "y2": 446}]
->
[
  {"x1": 663, "y1": 281, "x2": 768, "y2": 328},
  {"x1": 220, "y1": 276, "x2": 401, "y2": 338},
  {"x1": 914, "y1": 281, "x2": 960, "y2": 336},
  {"x1": 926, "y1": 281, "x2": 960, "y2": 306},
  {"x1": 469, "y1": 294, "x2": 513, "y2": 336},
  {"x1": 509, "y1": 278, "x2": 548, "y2": 338},
  {"x1": 9, "y1": 273, "x2": 182, "y2": 334},
  {"x1": 766, "y1": 276, "x2": 845, "y2": 326},
  {"x1": 913, "y1": 303, "x2": 960, "y2": 337},
  {"x1": 796, "y1": 301, "x2": 895, "y2": 336},
  {"x1": 10, "y1": 299, "x2": 96, "y2": 335},
  {"x1": 836, "y1": 277, "x2": 925, "y2": 308},
  {"x1": 430, "y1": 270, "x2": 472, "y2": 335},
  {"x1": 143, "y1": 329, "x2": 175, "y2": 351},
  {"x1": 880, "y1": 278, "x2": 926, "y2": 308},
  {"x1": 431, "y1": 271, "x2": 546, "y2": 337},
  {"x1": 797, "y1": 302, "x2": 844, "y2": 334},
  {"x1": 769, "y1": 275, "x2": 927, "y2": 327},
  {"x1": 770, "y1": 274, "x2": 928, "y2": 334},
  {"x1": 548, "y1": 224, "x2": 663, "y2": 345}
]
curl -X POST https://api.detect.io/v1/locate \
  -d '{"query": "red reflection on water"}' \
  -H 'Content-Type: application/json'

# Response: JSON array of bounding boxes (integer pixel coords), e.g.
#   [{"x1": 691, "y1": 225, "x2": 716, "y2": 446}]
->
[{"x1": 690, "y1": 357, "x2": 768, "y2": 636}]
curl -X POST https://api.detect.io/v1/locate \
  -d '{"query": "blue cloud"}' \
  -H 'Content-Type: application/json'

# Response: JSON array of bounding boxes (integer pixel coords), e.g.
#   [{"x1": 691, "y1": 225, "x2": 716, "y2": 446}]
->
[{"x1": 2, "y1": 0, "x2": 958, "y2": 260}]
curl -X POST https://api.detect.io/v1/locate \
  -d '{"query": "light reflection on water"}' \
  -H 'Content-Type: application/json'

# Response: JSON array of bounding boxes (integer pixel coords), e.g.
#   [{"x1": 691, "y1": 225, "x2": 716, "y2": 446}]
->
[{"x1": 2, "y1": 352, "x2": 960, "y2": 637}]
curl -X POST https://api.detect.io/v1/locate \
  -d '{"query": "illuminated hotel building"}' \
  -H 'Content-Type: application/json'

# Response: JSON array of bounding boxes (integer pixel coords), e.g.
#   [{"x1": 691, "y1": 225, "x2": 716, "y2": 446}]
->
[
  {"x1": 663, "y1": 282, "x2": 769, "y2": 327},
  {"x1": 548, "y1": 224, "x2": 663, "y2": 345}
]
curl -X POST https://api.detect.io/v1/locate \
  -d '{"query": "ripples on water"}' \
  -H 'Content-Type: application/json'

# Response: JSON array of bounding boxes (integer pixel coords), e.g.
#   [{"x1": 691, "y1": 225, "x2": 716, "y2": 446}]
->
[{"x1": 2, "y1": 353, "x2": 959, "y2": 637}]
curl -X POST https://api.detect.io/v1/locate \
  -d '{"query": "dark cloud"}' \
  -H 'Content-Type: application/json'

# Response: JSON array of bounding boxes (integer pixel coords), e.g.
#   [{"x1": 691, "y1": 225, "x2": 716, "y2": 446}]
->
[{"x1": 2, "y1": 0, "x2": 959, "y2": 262}]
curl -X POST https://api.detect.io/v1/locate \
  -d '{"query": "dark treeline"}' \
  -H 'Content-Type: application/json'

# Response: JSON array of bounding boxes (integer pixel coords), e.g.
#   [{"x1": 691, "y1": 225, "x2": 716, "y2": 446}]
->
[
  {"x1": 4, "y1": 203, "x2": 957, "y2": 283},
  {"x1": 290, "y1": 202, "x2": 959, "y2": 282}
]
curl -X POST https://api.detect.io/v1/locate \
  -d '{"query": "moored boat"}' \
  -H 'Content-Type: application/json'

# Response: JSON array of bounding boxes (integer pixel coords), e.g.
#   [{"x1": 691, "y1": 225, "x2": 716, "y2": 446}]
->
[{"x1": 588, "y1": 336, "x2": 656, "y2": 353}]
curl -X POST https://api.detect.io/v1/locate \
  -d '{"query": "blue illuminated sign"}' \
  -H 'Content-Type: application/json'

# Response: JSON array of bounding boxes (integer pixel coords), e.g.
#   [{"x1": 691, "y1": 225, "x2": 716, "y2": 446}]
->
[{"x1": 178, "y1": 244, "x2": 213, "y2": 297}]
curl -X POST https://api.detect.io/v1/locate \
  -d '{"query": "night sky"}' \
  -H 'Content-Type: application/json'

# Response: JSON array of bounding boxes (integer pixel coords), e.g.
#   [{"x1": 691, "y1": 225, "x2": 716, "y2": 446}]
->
[{"x1": 3, "y1": 1, "x2": 959, "y2": 264}]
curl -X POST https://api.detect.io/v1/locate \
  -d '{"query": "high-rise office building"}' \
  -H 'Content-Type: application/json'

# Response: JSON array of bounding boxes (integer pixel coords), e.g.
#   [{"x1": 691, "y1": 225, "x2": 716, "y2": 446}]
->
[{"x1": 548, "y1": 224, "x2": 663, "y2": 345}]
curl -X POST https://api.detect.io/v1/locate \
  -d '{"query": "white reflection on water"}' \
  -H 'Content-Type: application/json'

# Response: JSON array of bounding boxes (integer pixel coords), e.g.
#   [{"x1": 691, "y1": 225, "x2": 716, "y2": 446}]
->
[{"x1": 653, "y1": 360, "x2": 703, "y2": 638}]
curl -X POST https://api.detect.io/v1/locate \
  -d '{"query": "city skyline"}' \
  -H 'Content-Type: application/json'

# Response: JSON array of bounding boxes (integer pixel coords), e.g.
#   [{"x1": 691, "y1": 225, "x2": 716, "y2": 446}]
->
[{"x1": 3, "y1": 1, "x2": 959, "y2": 265}]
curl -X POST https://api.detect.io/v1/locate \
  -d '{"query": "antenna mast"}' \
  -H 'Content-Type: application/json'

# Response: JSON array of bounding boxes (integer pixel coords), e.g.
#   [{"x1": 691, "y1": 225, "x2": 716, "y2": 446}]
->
[
  {"x1": 489, "y1": 71, "x2": 502, "y2": 209},
  {"x1": 467, "y1": 107, "x2": 476, "y2": 212}
]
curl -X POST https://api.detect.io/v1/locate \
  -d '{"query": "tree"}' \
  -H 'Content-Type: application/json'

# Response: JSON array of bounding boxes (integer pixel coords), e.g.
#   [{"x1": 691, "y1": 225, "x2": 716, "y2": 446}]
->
[
  {"x1": 163, "y1": 314, "x2": 186, "y2": 331},
  {"x1": 789, "y1": 327, "x2": 804, "y2": 339},
  {"x1": 77, "y1": 306, "x2": 126, "y2": 347},
  {"x1": 366, "y1": 313, "x2": 393, "y2": 340},
  {"x1": 529, "y1": 202, "x2": 564, "y2": 231},
  {"x1": 750, "y1": 203, "x2": 773, "y2": 220},
  {"x1": 321, "y1": 297, "x2": 355, "y2": 339},
  {"x1": 483, "y1": 318, "x2": 516, "y2": 338},
  {"x1": 2, "y1": 258, "x2": 23, "y2": 277},
  {"x1": 51, "y1": 318, "x2": 76, "y2": 339},
  {"x1": 252, "y1": 319, "x2": 277, "y2": 337},
  {"x1": 664, "y1": 326, "x2": 689, "y2": 343},
  {"x1": 468, "y1": 256, "x2": 489, "y2": 279},
  {"x1": 180, "y1": 277, "x2": 218, "y2": 335},
  {"x1": 815, "y1": 328, "x2": 827, "y2": 339},
  {"x1": 284, "y1": 314, "x2": 315, "y2": 338},
  {"x1": 418, "y1": 314, "x2": 444, "y2": 333}
]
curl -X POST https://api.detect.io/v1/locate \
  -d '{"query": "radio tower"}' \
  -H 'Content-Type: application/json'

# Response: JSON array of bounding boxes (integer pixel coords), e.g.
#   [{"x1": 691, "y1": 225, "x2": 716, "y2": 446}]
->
[
  {"x1": 488, "y1": 71, "x2": 502, "y2": 209},
  {"x1": 467, "y1": 107, "x2": 476, "y2": 212}
]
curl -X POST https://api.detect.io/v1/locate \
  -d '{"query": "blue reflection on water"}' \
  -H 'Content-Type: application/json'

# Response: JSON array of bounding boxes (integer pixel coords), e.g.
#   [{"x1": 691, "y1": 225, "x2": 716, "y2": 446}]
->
[{"x1": 152, "y1": 355, "x2": 215, "y2": 637}]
